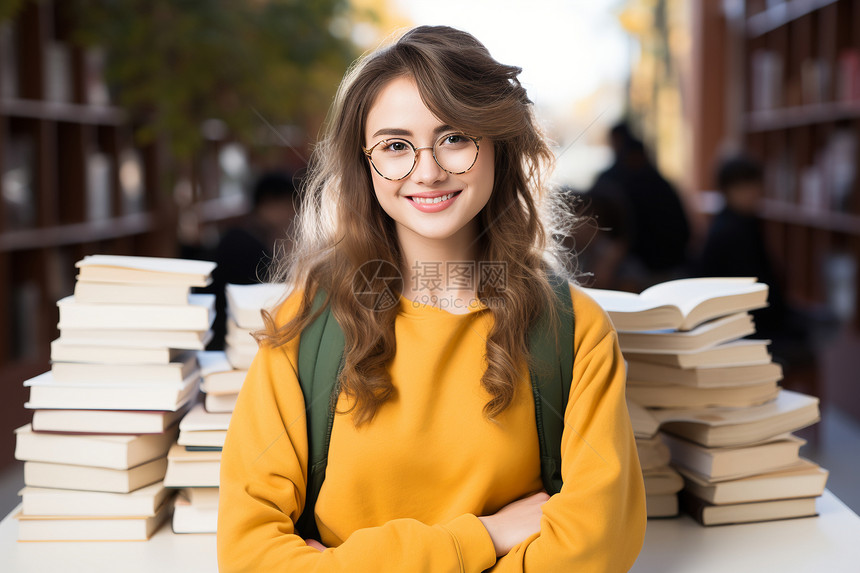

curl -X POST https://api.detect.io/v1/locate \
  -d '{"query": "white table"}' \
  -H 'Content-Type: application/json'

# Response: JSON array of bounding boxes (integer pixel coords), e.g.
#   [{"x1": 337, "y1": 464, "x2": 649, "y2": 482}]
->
[
  {"x1": 629, "y1": 490, "x2": 860, "y2": 572},
  {"x1": 2, "y1": 490, "x2": 859, "y2": 572}
]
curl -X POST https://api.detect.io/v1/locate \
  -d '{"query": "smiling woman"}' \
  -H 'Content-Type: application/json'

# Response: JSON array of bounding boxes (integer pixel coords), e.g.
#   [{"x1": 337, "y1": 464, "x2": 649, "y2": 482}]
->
[
  {"x1": 364, "y1": 76, "x2": 496, "y2": 271},
  {"x1": 217, "y1": 25, "x2": 647, "y2": 572}
]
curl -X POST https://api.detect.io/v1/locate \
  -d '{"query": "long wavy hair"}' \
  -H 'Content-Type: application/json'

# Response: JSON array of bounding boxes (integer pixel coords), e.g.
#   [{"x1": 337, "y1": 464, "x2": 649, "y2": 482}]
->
[{"x1": 258, "y1": 25, "x2": 577, "y2": 426}]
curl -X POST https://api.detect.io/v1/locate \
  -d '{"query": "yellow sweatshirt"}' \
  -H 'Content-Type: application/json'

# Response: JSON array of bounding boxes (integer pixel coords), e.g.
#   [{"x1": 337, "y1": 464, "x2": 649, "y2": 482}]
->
[{"x1": 217, "y1": 284, "x2": 647, "y2": 572}]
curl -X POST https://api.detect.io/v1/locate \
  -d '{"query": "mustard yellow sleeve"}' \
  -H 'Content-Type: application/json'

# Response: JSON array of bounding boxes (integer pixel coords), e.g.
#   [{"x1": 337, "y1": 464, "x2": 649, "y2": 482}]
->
[
  {"x1": 487, "y1": 285, "x2": 647, "y2": 572},
  {"x1": 216, "y1": 294, "x2": 497, "y2": 573}
]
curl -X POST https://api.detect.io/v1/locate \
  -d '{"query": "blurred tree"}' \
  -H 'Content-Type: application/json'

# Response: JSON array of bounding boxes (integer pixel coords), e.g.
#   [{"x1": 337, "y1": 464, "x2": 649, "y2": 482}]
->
[
  {"x1": 69, "y1": 0, "x2": 360, "y2": 160},
  {"x1": 0, "y1": 0, "x2": 26, "y2": 21}
]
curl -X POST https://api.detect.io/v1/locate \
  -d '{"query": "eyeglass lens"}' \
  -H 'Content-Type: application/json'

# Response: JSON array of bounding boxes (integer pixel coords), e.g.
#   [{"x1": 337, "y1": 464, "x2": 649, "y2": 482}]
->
[{"x1": 369, "y1": 134, "x2": 478, "y2": 180}]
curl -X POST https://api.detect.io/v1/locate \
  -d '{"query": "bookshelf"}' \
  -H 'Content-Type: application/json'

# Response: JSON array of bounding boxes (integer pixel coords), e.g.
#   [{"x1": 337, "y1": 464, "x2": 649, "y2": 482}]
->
[
  {"x1": 724, "y1": 0, "x2": 860, "y2": 322},
  {"x1": 0, "y1": 2, "x2": 250, "y2": 471}
]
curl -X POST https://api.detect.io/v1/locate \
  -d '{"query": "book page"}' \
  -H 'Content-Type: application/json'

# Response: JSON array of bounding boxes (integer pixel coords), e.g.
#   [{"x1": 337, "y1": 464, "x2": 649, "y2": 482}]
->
[
  {"x1": 639, "y1": 277, "x2": 763, "y2": 316},
  {"x1": 76, "y1": 255, "x2": 216, "y2": 276},
  {"x1": 581, "y1": 287, "x2": 679, "y2": 313}
]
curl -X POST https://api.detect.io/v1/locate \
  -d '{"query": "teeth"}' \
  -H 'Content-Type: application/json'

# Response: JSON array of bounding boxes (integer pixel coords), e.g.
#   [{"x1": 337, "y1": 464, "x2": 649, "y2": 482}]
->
[{"x1": 413, "y1": 192, "x2": 456, "y2": 204}]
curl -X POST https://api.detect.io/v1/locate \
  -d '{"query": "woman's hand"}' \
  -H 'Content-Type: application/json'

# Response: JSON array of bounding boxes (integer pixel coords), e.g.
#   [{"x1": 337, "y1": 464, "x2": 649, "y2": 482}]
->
[
  {"x1": 478, "y1": 491, "x2": 551, "y2": 558},
  {"x1": 305, "y1": 538, "x2": 327, "y2": 552}
]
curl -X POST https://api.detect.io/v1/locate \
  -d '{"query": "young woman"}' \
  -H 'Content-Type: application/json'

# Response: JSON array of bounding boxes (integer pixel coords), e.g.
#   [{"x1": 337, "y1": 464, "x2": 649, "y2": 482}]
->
[{"x1": 217, "y1": 25, "x2": 647, "y2": 572}]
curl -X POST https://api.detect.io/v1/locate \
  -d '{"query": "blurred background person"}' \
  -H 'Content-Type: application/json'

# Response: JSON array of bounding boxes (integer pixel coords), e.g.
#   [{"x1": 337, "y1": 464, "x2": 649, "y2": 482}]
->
[
  {"x1": 591, "y1": 121, "x2": 691, "y2": 290},
  {"x1": 208, "y1": 170, "x2": 300, "y2": 350},
  {"x1": 695, "y1": 154, "x2": 815, "y2": 387}
]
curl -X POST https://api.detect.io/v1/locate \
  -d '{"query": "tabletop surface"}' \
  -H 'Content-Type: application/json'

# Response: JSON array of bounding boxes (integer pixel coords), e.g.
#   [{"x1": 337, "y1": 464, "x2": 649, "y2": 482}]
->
[{"x1": 2, "y1": 490, "x2": 859, "y2": 572}]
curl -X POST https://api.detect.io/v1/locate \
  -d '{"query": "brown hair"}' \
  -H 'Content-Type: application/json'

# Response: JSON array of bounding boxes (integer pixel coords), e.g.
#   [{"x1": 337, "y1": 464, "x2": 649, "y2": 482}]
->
[{"x1": 259, "y1": 25, "x2": 577, "y2": 426}]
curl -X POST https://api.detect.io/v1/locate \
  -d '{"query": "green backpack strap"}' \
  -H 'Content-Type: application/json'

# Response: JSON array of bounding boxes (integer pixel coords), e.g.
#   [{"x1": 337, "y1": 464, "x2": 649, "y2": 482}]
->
[
  {"x1": 295, "y1": 273, "x2": 574, "y2": 538},
  {"x1": 295, "y1": 288, "x2": 344, "y2": 541},
  {"x1": 528, "y1": 272, "x2": 574, "y2": 496}
]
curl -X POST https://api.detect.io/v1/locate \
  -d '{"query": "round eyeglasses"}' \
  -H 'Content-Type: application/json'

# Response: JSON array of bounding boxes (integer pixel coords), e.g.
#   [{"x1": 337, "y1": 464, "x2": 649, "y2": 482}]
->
[{"x1": 363, "y1": 132, "x2": 482, "y2": 181}]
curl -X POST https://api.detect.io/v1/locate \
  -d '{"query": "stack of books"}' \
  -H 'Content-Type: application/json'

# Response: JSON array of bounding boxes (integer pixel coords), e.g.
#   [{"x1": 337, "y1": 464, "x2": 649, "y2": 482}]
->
[
  {"x1": 164, "y1": 404, "x2": 228, "y2": 533},
  {"x1": 13, "y1": 255, "x2": 216, "y2": 541},
  {"x1": 201, "y1": 283, "x2": 284, "y2": 413},
  {"x1": 165, "y1": 282, "x2": 285, "y2": 533},
  {"x1": 225, "y1": 283, "x2": 284, "y2": 367},
  {"x1": 634, "y1": 431, "x2": 683, "y2": 518},
  {"x1": 654, "y1": 391, "x2": 825, "y2": 526},
  {"x1": 589, "y1": 277, "x2": 827, "y2": 523},
  {"x1": 625, "y1": 396, "x2": 685, "y2": 518}
]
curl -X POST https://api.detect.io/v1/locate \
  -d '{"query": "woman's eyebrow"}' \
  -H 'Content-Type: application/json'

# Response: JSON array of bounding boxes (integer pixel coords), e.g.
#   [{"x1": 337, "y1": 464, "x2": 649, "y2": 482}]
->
[
  {"x1": 370, "y1": 124, "x2": 456, "y2": 139},
  {"x1": 371, "y1": 127, "x2": 412, "y2": 139}
]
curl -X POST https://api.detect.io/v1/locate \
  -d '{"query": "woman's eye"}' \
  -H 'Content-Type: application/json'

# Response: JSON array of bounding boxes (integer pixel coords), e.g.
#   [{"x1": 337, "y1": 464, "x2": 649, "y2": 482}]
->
[
  {"x1": 440, "y1": 134, "x2": 468, "y2": 148},
  {"x1": 383, "y1": 140, "x2": 409, "y2": 153}
]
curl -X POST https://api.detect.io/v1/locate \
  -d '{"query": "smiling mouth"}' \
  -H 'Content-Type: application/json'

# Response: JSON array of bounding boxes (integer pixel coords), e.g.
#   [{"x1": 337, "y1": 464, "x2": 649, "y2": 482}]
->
[{"x1": 408, "y1": 191, "x2": 462, "y2": 204}]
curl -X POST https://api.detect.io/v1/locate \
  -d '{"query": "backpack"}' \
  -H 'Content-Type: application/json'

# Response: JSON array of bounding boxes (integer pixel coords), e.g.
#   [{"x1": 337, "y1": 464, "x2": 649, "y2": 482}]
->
[{"x1": 295, "y1": 272, "x2": 574, "y2": 540}]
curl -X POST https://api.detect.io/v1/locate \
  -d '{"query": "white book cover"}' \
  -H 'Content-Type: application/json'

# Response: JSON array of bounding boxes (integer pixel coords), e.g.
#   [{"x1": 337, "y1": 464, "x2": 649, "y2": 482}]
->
[
  {"x1": 59, "y1": 328, "x2": 213, "y2": 351},
  {"x1": 225, "y1": 327, "x2": 258, "y2": 351},
  {"x1": 197, "y1": 350, "x2": 234, "y2": 377},
  {"x1": 28, "y1": 404, "x2": 189, "y2": 435},
  {"x1": 179, "y1": 403, "x2": 232, "y2": 432},
  {"x1": 201, "y1": 369, "x2": 247, "y2": 395},
  {"x1": 24, "y1": 458, "x2": 167, "y2": 494},
  {"x1": 57, "y1": 294, "x2": 215, "y2": 331},
  {"x1": 226, "y1": 283, "x2": 288, "y2": 329},
  {"x1": 164, "y1": 444, "x2": 222, "y2": 488},
  {"x1": 173, "y1": 490, "x2": 218, "y2": 534},
  {"x1": 76, "y1": 255, "x2": 216, "y2": 278},
  {"x1": 225, "y1": 344, "x2": 256, "y2": 370},
  {"x1": 226, "y1": 317, "x2": 254, "y2": 339},
  {"x1": 205, "y1": 392, "x2": 238, "y2": 413},
  {"x1": 51, "y1": 354, "x2": 197, "y2": 384},
  {"x1": 16, "y1": 499, "x2": 171, "y2": 541},
  {"x1": 177, "y1": 429, "x2": 226, "y2": 449},
  {"x1": 14, "y1": 423, "x2": 178, "y2": 470},
  {"x1": 24, "y1": 371, "x2": 199, "y2": 412},
  {"x1": 20, "y1": 481, "x2": 172, "y2": 517},
  {"x1": 50, "y1": 338, "x2": 186, "y2": 365},
  {"x1": 74, "y1": 280, "x2": 190, "y2": 306},
  {"x1": 185, "y1": 486, "x2": 220, "y2": 508}
]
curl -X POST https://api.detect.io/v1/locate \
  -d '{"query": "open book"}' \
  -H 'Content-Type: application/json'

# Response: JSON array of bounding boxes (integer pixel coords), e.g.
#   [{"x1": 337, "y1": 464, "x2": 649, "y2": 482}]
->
[{"x1": 584, "y1": 277, "x2": 768, "y2": 332}]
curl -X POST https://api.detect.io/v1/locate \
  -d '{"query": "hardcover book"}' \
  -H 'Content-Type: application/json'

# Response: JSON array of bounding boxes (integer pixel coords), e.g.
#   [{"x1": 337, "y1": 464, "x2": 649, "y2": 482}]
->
[
  {"x1": 75, "y1": 255, "x2": 216, "y2": 287},
  {"x1": 23, "y1": 458, "x2": 167, "y2": 494},
  {"x1": 14, "y1": 423, "x2": 178, "y2": 470},
  {"x1": 16, "y1": 499, "x2": 172, "y2": 541},
  {"x1": 616, "y1": 312, "x2": 756, "y2": 354},
  {"x1": 225, "y1": 283, "x2": 287, "y2": 330}
]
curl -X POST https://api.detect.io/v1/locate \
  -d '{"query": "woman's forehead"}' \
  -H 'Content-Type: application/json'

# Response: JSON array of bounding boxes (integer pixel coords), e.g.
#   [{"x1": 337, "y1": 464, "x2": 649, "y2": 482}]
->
[{"x1": 365, "y1": 77, "x2": 448, "y2": 141}]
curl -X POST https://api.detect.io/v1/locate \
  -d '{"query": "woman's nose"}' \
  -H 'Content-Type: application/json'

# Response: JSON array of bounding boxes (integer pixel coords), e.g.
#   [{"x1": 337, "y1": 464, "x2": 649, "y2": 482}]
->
[{"x1": 409, "y1": 146, "x2": 446, "y2": 184}]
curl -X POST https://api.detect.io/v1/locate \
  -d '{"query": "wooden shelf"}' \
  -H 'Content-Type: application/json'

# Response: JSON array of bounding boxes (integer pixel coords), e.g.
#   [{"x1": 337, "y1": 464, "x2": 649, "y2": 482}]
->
[
  {"x1": 0, "y1": 98, "x2": 126, "y2": 125},
  {"x1": 760, "y1": 199, "x2": 860, "y2": 235},
  {"x1": 0, "y1": 213, "x2": 154, "y2": 252},
  {"x1": 747, "y1": 0, "x2": 840, "y2": 37},
  {"x1": 745, "y1": 101, "x2": 860, "y2": 132}
]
